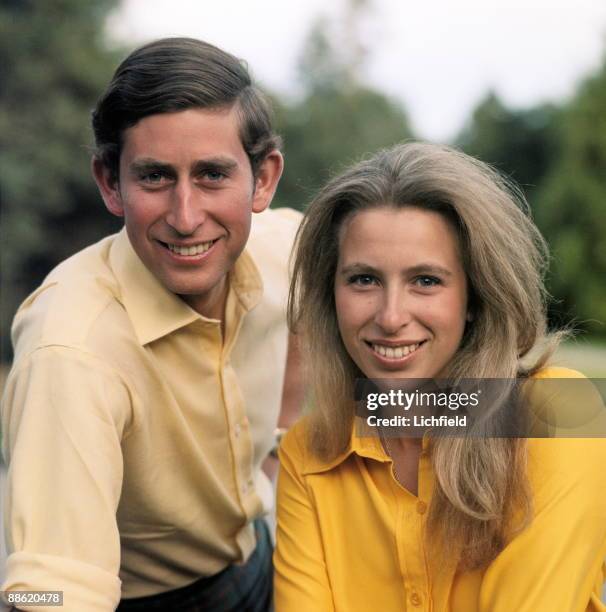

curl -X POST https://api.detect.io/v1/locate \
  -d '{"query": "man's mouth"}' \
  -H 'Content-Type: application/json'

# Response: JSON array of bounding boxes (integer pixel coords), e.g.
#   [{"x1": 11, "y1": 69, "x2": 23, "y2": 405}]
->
[{"x1": 161, "y1": 239, "x2": 218, "y2": 256}]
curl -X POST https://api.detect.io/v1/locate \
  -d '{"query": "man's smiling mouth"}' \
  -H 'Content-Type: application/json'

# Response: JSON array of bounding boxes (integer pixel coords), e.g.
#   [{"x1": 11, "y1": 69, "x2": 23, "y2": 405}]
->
[{"x1": 159, "y1": 239, "x2": 218, "y2": 256}]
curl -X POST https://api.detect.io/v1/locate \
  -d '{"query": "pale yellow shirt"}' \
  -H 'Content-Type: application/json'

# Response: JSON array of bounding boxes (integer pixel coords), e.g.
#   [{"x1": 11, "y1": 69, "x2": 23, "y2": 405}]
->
[
  {"x1": 2, "y1": 207, "x2": 301, "y2": 611},
  {"x1": 275, "y1": 368, "x2": 606, "y2": 612}
]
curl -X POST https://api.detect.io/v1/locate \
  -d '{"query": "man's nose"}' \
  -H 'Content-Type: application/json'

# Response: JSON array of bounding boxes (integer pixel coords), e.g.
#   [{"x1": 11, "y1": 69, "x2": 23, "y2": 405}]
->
[
  {"x1": 165, "y1": 182, "x2": 207, "y2": 235},
  {"x1": 374, "y1": 288, "x2": 412, "y2": 334}
]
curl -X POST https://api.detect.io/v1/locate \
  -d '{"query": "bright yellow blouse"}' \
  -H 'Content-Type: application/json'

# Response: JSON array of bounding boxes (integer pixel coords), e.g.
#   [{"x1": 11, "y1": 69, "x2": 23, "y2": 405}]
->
[{"x1": 274, "y1": 368, "x2": 606, "y2": 611}]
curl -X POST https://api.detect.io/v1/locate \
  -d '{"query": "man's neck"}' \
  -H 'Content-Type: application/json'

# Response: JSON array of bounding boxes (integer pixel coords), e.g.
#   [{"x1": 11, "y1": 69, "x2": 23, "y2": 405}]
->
[{"x1": 181, "y1": 277, "x2": 229, "y2": 328}]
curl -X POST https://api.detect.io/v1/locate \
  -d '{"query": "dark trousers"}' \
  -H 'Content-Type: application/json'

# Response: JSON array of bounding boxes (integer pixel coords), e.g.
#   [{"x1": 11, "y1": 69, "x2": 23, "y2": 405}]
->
[{"x1": 116, "y1": 519, "x2": 273, "y2": 612}]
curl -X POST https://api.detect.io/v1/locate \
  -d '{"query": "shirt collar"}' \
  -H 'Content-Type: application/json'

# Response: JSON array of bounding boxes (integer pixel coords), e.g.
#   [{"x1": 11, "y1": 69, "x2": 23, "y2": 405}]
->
[
  {"x1": 109, "y1": 229, "x2": 263, "y2": 345},
  {"x1": 302, "y1": 418, "x2": 431, "y2": 475}
]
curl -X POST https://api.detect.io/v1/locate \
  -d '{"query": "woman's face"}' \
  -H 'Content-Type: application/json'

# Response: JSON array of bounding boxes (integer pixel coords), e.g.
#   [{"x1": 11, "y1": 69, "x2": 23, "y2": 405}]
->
[{"x1": 334, "y1": 206, "x2": 469, "y2": 380}]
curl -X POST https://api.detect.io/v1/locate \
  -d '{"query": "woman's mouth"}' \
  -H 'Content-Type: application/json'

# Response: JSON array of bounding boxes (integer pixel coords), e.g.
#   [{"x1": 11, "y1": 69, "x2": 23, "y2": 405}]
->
[
  {"x1": 365, "y1": 340, "x2": 427, "y2": 363},
  {"x1": 367, "y1": 340, "x2": 426, "y2": 359}
]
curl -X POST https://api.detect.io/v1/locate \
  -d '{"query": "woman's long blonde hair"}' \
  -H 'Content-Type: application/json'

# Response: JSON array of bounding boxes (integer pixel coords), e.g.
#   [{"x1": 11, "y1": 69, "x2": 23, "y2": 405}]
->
[{"x1": 288, "y1": 142, "x2": 561, "y2": 569}]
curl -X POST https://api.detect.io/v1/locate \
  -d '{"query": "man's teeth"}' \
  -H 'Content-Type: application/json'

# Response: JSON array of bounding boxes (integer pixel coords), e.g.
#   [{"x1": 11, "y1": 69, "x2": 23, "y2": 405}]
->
[
  {"x1": 372, "y1": 343, "x2": 421, "y2": 359},
  {"x1": 167, "y1": 241, "x2": 214, "y2": 256}
]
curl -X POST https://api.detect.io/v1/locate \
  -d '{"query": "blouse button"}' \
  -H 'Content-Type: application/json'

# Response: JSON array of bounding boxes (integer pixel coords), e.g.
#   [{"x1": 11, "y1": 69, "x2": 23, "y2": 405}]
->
[
  {"x1": 416, "y1": 500, "x2": 427, "y2": 515},
  {"x1": 410, "y1": 592, "x2": 422, "y2": 606}
]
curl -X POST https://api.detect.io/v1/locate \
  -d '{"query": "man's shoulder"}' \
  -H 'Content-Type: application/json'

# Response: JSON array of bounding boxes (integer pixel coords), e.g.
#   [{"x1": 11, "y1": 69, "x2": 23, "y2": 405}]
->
[
  {"x1": 247, "y1": 207, "x2": 302, "y2": 263},
  {"x1": 11, "y1": 233, "x2": 130, "y2": 361},
  {"x1": 242, "y1": 207, "x2": 301, "y2": 313}
]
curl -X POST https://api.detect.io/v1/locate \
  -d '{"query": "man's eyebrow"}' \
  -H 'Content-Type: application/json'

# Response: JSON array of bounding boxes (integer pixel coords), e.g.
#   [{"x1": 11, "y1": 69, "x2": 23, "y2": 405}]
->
[
  {"x1": 129, "y1": 158, "x2": 175, "y2": 175},
  {"x1": 192, "y1": 157, "x2": 238, "y2": 173},
  {"x1": 128, "y1": 157, "x2": 239, "y2": 175}
]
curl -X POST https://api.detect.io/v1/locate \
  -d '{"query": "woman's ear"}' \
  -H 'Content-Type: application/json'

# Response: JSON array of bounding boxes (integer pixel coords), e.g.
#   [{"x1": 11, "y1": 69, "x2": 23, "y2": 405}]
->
[
  {"x1": 466, "y1": 311, "x2": 474, "y2": 322},
  {"x1": 92, "y1": 157, "x2": 124, "y2": 217}
]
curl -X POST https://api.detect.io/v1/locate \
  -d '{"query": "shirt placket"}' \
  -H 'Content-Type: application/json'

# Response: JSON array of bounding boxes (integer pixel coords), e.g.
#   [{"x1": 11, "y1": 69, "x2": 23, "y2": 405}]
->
[
  {"x1": 392, "y1": 460, "x2": 433, "y2": 610},
  {"x1": 219, "y1": 290, "x2": 259, "y2": 525}
]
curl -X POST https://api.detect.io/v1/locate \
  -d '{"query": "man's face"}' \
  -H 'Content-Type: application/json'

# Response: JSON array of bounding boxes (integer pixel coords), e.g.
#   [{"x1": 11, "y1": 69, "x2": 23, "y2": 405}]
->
[{"x1": 93, "y1": 106, "x2": 282, "y2": 319}]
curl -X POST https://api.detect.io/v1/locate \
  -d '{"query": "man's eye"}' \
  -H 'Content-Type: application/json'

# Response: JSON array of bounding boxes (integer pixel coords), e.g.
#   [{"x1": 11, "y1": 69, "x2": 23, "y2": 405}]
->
[
  {"x1": 141, "y1": 172, "x2": 166, "y2": 184},
  {"x1": 414, "y1": 275, "x2": 440, "y2": 288},
  {"x1": 348, "y1": 274, "x2": 377, "y2": 287},
  {"x1": 202, "y1": 170, "x2": 226, "y2": 182}
]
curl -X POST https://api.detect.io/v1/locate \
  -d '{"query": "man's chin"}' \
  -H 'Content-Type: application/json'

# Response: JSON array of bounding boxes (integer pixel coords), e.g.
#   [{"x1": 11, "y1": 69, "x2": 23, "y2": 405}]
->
[{"x1": 157, "y1": 272, "x2": 220, "y2": 298}]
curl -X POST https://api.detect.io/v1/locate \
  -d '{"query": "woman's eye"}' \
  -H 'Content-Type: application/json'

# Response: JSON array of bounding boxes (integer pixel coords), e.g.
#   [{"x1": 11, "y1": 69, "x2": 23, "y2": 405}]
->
[
  {"x1": 348, "y1": 274, "x2": 377, "y2": 287},
  {"x1": 414, "y1": 276, "x2": 440, "y2": 288}
]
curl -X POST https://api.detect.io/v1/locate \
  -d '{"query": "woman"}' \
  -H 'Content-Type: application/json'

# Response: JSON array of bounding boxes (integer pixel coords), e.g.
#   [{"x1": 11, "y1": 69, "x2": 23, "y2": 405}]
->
[{"x1": 274, "y1": 143, "x2": 606, "y2": 611}]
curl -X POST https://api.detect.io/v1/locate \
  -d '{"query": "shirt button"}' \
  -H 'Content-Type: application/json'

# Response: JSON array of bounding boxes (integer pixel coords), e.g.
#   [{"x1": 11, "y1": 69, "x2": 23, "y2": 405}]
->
[
  {"x1": 234, "y1": 423, "x2": 241, "y2": 437},
  {"x1": 416, "y1": 501, "x2": 427, "y2": 515},
  {"x1": 410, "y1": 592, "x2": 421, "y2": 606}
]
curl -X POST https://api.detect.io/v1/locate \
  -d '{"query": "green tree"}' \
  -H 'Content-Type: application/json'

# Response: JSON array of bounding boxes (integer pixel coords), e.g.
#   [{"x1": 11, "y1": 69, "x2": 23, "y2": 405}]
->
[
  {"x1": 0, "y1": 1, "x2": 122, "y2": 360},
  {"x1": 456, "y1": 70, "x2": 606, "y2": 337},
  {"x1": 534, "y1": 54, "x2": 606, "y2": 335},
  {"x1": 273, "y1": 7, "x2": 413, "y2": 210},
  {"x1": 456, "y1": 92, "x2": 560, "y2": 202}
]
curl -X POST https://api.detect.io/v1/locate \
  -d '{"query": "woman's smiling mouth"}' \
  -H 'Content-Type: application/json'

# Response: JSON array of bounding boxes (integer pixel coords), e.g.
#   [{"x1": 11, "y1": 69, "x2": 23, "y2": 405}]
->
[{"x1": 366, "y1": 340, "x2": 427, "y2": 361}]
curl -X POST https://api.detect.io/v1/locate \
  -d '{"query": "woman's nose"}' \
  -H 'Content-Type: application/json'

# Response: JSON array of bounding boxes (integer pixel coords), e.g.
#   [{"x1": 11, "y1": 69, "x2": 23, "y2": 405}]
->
[{"x1": 374, "y1": 289, "x2": 412, "y2": 334}]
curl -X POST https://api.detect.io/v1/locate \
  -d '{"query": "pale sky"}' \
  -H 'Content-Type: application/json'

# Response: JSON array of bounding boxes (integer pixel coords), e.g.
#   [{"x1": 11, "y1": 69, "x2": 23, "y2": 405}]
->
[{"x1": 107, "y1": 0, "x2": 606, "y2": 142}]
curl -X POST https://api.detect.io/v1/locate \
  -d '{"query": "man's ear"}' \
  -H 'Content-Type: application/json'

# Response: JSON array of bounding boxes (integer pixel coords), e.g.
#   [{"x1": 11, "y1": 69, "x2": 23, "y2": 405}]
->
[
  {"x1": 92, "y1": 157, "x2": 124, "y2": 217},
  {"x1": 251, "y1": 150, "x2": 284, "y2": 214}
]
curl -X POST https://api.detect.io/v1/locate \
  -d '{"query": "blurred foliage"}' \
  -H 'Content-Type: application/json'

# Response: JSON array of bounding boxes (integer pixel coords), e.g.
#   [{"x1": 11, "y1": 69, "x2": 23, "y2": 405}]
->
[
  {"x1": 273, "y1": 12, "x2": 412, "y2": 210},
  {"x1": 533, "y1": 58, "x2": 606, "y2": 335},
  {"x1": 0, "y1": 0, "x2": 123, "y2": 360},
  {"x1": 456, "y1": 57, "x2": 606, "y2": 336},
  {"x1": 1, "y1": 0, "x2": 605, "y2": 363},
  {"x1": 456, "y1": 93, "x2": 560, "y2": 202}
]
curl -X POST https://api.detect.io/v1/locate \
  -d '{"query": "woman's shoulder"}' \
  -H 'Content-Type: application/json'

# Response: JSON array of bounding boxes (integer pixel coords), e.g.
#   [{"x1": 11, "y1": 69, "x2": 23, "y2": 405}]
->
[
  {"x1": 525, "y1": 365, "x2": 605, "y2": 435},
  {"x1": 278, "y1": 416, "x2": 316, "y2": 473},
  {"x1": 279, "y1": 416, "x2": 355, "y2": 476},
  {"x1": 526, "y1": 437, "x2": 606, "y2": 525},
  {"x1": 530, "y1": 365, "x2": 586, "y2": 379},
  {"x1": 525, "y1": 368, "x2": 606, "y2": 503},
  {"x1": 281, "y1": 417, "x2": 310, "y2": 452},
  {"x1": 525, "y1": 365, "x2": 606, "y2": 493}
]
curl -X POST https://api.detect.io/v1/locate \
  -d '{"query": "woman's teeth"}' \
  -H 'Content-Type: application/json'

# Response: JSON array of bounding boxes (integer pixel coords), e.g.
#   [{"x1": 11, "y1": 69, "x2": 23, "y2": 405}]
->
[{"x1": 372, "y1": 342, "x2": 421, "y2": 359}]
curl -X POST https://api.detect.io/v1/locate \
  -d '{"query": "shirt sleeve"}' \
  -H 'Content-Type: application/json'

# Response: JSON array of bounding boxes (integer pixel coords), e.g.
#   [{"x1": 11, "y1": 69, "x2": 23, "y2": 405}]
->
[
  {"x1": 1, "y1": 345, "x2": 133, "y2": 611},
  {"x1": 479, "y1": 437, "x2": 606, "y2": 612},
  {"x1": 273, "y1": 427, "x2": 335, "y2": 612}
]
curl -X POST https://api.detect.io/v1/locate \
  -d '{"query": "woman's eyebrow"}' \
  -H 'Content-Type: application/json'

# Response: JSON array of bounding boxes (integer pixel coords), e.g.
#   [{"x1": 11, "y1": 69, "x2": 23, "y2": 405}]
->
[
  {"x1": 338, "y1": 262, "x2": 453, "y2": 277},
  {"x1": 406, "y1": 263, "x2": 453, "y2": 277},
  {"x1": 338, "y1": 263, "x2": 380, "y2": 276}
]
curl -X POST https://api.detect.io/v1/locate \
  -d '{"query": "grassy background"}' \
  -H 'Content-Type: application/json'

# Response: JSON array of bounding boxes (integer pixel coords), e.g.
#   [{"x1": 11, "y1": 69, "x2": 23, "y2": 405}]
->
[{"x1": 551, "y1": 340, "x2": 606, "y2": 378}]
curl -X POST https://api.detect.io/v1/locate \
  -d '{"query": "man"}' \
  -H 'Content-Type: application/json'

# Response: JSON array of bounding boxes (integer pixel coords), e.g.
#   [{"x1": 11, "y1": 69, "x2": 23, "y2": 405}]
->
[{"x1": 1, "y1": 37, "x2": 301, "y2": 611}]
